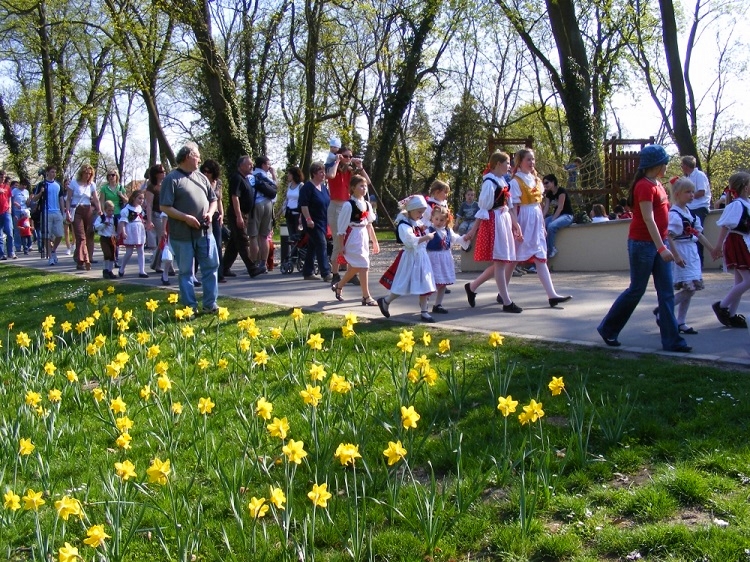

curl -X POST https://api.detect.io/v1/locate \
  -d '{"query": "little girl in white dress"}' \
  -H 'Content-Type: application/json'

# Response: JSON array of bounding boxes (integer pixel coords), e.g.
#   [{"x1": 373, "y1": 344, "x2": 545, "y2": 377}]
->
[{"x1": 118, "y1": 191, "x2": 149, "y2": 278}]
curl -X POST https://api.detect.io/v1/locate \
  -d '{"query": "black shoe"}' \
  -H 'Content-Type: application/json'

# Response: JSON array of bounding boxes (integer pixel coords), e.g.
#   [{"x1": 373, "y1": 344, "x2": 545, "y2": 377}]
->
[
  {"x1": 597, "y1": 327, "x2": 621, "y2": 347},
  {"x1": 496, "y1": 294, "x2": 504, "y2": 305},
  {"x1": 332, "y1": 273, "x2": 341, "y2": 284},
  {"x1": 653, "y1": 307, "x2": 660, "y2": 327},
  {"x1": 218, "y1": 278, "x2": 227, "y2": 283},
  {"x1": 138, "y1": 273, "x2": 149, "y2": 279},
  {"x1": 678, "y1": 324, "x2": 698, "y2": 335},
  {"x1": 728, "y1": 314, "x2": 748, "y2": 329},
  {"x1": 420, "y1": 313, "x2": 435, "y2": 323},
  {"x1": 194, "y1": 280, "x2": 202, "y2": 287},
  {"x1": 161, "y1": 279, "x2": 171, "y2": 286},
  {"x1": 250, "y1": 266, "x2": 264, "y2": 278},
  {"x1": 377, "y1": 297, "x2": 390, "y2": 318},
  {"x1": 118, "y1": 270, "x2": 124, "y2": 278},
  {"x1": 102, "y1": 270, "x2": 110, "y2": 279},
  {"x1": 223, "y1": 270, "x2": 237, "y2": 277},
  {"x1": 712, "y1": 301, "x2": 731, "y2": 327},
  {"x1": 432, "y1": 304, "x2": 449, "y2": 314},
  {"x1": 464, "y1": 283, "x2": 477, "y2": 308},
  {"x1": 445, "y1": 288, "x2": 451, "y2": 294},
  {"x1": 668, "y1": 345, "x2": 692, "y2": 353},
  {"x1": 502, "y1": 302, "x2": 523, "y2": 313},
  {"x1": 549, "y1": 296, "x2": 572, "y2": 308}
]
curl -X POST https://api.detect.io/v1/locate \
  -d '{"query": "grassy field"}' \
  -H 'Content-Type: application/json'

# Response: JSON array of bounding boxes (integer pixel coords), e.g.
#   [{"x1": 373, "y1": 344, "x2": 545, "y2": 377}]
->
[{"x1": 1, "y1": 264, "x2": 749, "y2": 561}]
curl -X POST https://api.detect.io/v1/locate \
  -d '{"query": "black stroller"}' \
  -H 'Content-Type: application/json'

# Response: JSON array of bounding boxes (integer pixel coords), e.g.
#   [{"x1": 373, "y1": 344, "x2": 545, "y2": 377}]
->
[{"x1": 279, "y1": 226, "x2": 334, "y2": 275}]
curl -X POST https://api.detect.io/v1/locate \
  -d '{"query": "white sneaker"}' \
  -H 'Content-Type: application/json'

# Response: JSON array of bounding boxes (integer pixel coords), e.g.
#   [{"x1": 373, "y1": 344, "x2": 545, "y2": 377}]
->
[
  {"x1": 548, "y1": 247, "x2": 558, "y2": 258},
  {"x1": 65, "y1": 248, "x2": 72, "y2": 256}
]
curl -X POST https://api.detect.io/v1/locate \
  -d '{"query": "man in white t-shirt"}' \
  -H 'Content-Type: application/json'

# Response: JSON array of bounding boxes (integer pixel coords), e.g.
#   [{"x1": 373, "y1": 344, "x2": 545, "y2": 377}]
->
[{"x1": 680, "y1": 155, "x2": 711, "y2": 266}]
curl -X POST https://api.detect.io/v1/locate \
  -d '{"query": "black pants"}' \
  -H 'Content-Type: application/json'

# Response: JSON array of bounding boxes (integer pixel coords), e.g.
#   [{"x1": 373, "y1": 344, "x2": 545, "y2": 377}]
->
[
  {"x1": 689, "y1": 206, "x2": 709, "y2": 267},
  {"x1": 303, "y1": 224, "x2": 331, "y2": 277},
  {"x1": 222, "y1": 214, "x2": 256, "y2": 275}
]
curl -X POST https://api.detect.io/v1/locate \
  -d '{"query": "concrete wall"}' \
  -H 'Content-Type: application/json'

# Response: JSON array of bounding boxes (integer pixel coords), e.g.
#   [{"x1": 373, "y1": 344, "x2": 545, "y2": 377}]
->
[{"x1": 460, "y1": 209, "x2": 724, "y2": 272}]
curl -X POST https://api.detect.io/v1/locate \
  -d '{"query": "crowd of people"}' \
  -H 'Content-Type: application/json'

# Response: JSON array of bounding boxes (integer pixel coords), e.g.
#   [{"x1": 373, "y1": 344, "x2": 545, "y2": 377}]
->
[{"x1": 1, "y1": 141, "x2": 747, "y2": 352}]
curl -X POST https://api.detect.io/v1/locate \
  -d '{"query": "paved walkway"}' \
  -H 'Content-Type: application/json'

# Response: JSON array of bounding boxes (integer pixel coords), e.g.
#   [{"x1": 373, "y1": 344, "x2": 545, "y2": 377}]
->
[{"x1": 7, "y1": 251, "x2": 749, "y2": 368}]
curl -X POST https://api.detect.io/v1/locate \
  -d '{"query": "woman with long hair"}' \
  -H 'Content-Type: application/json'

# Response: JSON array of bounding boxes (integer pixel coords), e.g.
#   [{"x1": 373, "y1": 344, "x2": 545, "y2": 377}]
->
[{"x1": 65, "y1": 163, "x2": 101, "y2": 270}]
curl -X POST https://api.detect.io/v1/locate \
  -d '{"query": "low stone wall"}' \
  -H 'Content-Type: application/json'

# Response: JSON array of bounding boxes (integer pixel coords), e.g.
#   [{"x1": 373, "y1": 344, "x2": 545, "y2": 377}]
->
[{"x1": 460, "y1": 210, "x2": 724, "y2": 272}]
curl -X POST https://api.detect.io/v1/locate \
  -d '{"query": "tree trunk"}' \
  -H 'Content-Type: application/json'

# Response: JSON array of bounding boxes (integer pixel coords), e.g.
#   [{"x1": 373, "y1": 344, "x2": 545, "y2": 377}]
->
[{"x1": 0, "y1": 95, "x2": 29, "y2": 182}]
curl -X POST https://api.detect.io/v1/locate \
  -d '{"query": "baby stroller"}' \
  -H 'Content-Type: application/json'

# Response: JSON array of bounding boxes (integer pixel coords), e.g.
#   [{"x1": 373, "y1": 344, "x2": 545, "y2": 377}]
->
[{"x1": 279, "y1": 225, "x2": 334, "y2": 275}]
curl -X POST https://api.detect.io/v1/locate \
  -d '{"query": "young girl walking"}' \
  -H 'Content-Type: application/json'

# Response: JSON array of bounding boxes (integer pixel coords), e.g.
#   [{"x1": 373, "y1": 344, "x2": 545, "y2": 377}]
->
[
  {"x1": 378, "y1": 195, "x2": 437, "y2": 323},
  {"x1": 423, "y1": 180, "x2": 450, "y2": 225},
  {"x1": 93, "y1": 200, "x2": 119, "y2": 279},
  {"x1": 331, "y1": 175, "x2": 381, "y2": 305},
  {"x1": 464, "y1": 151, "x2": 523, "y2": 312},
  {"x1": 118, "y1": 191, "x2": 149, "y2": 278},
  {"x1": 666, "y1": 178, "x2": 714, "y2": 334},
  {"x1": 425, "y1": 205, "x2": 469, "y2": 314},
  {"x1": 711, "y1": 171, "x2": 750, "y2": 328},
  {"x1": 509, "y1": 149, "x2": 572, "y2": 307}
]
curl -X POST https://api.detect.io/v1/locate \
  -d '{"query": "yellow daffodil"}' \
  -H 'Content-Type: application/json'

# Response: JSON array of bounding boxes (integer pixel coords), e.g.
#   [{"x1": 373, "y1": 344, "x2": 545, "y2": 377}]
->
[
  {"x1": 167, "y1": 293, "x2": 179, "y2": 304},
  {"x1": 25, "y1": 390, "x2": 41, "y2": 407},
  {"x1": 497, "y1": 395, "x2": 519, "y2": 417},
  {"x1": 267, "y1": 417, "x2": 289, "y2": 440},
  {"x1": 42, "y1": 314, "x2": 55, "y2": 330},
  {"x1": 146, "y1": 344, "x2": 160, "y2": 359},
  {"x1": 174, "y1": 309, "x2": 185, "y2": 321},
  {"x1": 94, "y1": 334, "x2": 107, "y2": 348},
  {"x1": 116, "y1": 294, "x2": 124, "y2": 303},
  {"x1": 198, "y1": 396, "x2": 215, "y2": 415},
  {"x1": 16, "y1": 331, "x2": 31, "y2": 348},
  {"x1": 171, "y1": 402, "x2": 183, "y2": 415},
  {"x1": 217, "y1": 307, "x2": 229, "y2": 321},
  {"x1": 438, "y1": 339, "x2": 451, "y2": 353},
  {"x1": 269, "y1": 486, "x2": 286, "y2": 509},
  {"x1": 422, "y1": 331, "x2": 431, "y2": 346},
  {"x1": 92, "y1": 387, "x2": 106, "y2": 402},
  {"x1": 89, "y1": 293, "x2": 99, "y2": 305},
  {"x1": 334, "y1": 443, "x2": 362, "y2": 466},
  {"x1": 65, "y1": 301, "x2": 76, "y2": 312},
  {"x1": 282, "y1": 439, "x2": 308, "y2": 464},
  {"x1": 198, "y1": 358, "x2": 210, "y2": 370},
  {"x1": 54, "y1": 495, "x2": 83, "y2": 521},
  {"x1": 107, "y1": 285, "x2": 115, "y2": 294},
  {"x1": 253, "y1": 349, "x2": 269, "y2": 366},
  {"x1": 65, "y1": 369, "x2": 78, "y2": 383},
  {"x1": 489, "y1": 332, "x2": 504, "y2": 347},
  {"x1": 342, "y1": 323, "x2": 355, "y2": 338},
  {"x1": 248, "y1": 496, "x2": 268, "y2": 519},
  {"x1": 308, "y1": 363, "x2": 327, "y2": 381},
  {"x1": 181, "y1": 325, "x2": 194, "y2": 338},
  {"x1": 300, "y1": 384, "x2": 322, "y2": 407},
  {"x1": 101, "y1": 305, "x2": 110, "y2": 315},
  {"x1": 19, "y1": 438, "x2": 34, "y2": 456},
  {"x1": 269, "y1": 327, "x2": 283, "y2": 339},
  {"x1": 58, "y1": 542, "x2": 79, "y2": 562},
  {"x1": 45, "y1": 341, "x2": 56, "y2": 352},
  {"x1": 145, "y1": 298, "x2": 159, "y2": 312},
  {"x1": 329, "y1": 373, "x2": 352, "y2": 394},
  {"x1": 407, "y1": 368, "x2": 420, "y2": 383},
  {"x1": 217, "y1": 358, "x2": 229, "y2": 369},
  {"x1": 116, "y1": 416, "x2": 133, "y2": 433},
  {"x1": 3, "y1": 490, "x2": 20, "y2": 511},
  {"x1": 146, "y1": 457, "x2": 171, "y2": 485},
  {"x1": 238, "y1": 337, "x2": 251, "y2": 353},
  {"x1": 136, "y1": 331, "x2": 151, "y2": 345},
  {"x1": 414, "y1": 354, "x2": 430, "y2": 372},
  {"x1": 110, "y1": 396, "x2": 127, "y2": 414},
  {"x1": 157, "y1": 374, "x2": 172, "y2": 392},
  {"x1": 140, "y1": 385, "x2": 152, "y2": 401},
  {"x1": 86, "y1": 343, "x2": 98, "y2": 356},
  {"x1": 181, "y1": 306, "x2": 194, "y2": 319},
  {"x1": 518, "y1": 410, "x2": 532, "y2": 425},
  {"x1": 106, "y1": 362, "x2": 122, "y2": 379},
  {"x1": 519, "y1": 399, "x2": 545, "y2": 425},
  {"x1": 48, "y1": 389, "x2": 62, "y2": 403},
  {"x1": 344, "y1": 312, "x2": 358, "y2": 325},
  {"x1": 246, "y1": 323, "x2": 260, "y2": 340},
  {"x1": 60, "y1": 321, "x2": 72, "y2": 333},
  {"x1": 383, "y1": 440, "x2": 408, "y2": 466},
  {"x1": 397, "y1": 329, "x2": 415, "y2": 353},
  {"x1": 117, "y1": 334, "x2": 128, "y2": 348},
  {"x1": 256, "y1": 397, "x2": 273, "y2": 420},
  {"x1": 22, "y1": 489, "x2": 45, "y2": 510},
  {"x1": 291, "y1": 308, "x2": 304, "y2": 321},
  {"x1": 115, "y1": 432, "x2": 132, "y2": 450},
  {"x1": 155, "y1": 361, "x2": 168, "y2": 375},
  {"x1": 43, "y1": 362, "x2": 56, "y2": 376},
  {"x1": 306, "y1": 333, "x2": 324, "y2": 351},
  {"x1": 548, "y1": 376, "x2": 565, "y2": 396},
  {"x1": 83, "y1": 524, "x2": 111, "y2": 548},
  {"x1": 114, "y1": 460, "x2": 137, "y2": 481},
  {"x1": 423, "y1": 367, "x2": 438, "y2": 386},
  {"x1": 400, "y1": 405, "x2": 420, "y2": 430},
  {"x1": 307, "y1": 482, "x2": 331, "y2": 508}
]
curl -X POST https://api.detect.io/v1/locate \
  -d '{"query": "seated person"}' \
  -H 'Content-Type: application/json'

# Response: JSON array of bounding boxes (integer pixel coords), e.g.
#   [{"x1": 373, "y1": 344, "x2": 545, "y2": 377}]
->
[
  {"x1": 617, "y1": 197, "x2": 633, "y2": 219},
  {"x1": 590, "y1": 204, "x2": 610, "y2": 223},
  {"x1": 541, "y1": 174, "x2": 573, "y2": 258},
  {"x1": 456, "y1": 189, "x2": 479, "y2": 235}
]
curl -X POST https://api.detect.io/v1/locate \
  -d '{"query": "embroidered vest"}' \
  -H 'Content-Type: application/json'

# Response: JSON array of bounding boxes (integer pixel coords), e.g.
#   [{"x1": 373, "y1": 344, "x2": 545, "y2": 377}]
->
[
  {"x1": 349, "y1": 199, "x2": 368, "y2": 224},
  {"x1": 484, "y1": 177, "x2": 509, "y2": 210},
  {"x1": 426, "y1": 227, "x2": 451, "y2": 251},
  {"x1": 513, "y1": 175, "x2": 543, "y2": 205},
  {"x1": 669, "y1": 208, "x2": 698, "y2": 240}
]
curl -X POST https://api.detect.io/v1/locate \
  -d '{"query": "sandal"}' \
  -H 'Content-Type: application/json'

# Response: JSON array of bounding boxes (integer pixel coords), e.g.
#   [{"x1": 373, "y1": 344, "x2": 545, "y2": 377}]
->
[
  {"x1": 331, "y1": 283, "x2": 344, "y2": 302},
  {"x1": 361, "y1": 296, "x2": 378, "y2": 306},
  {"x1": 678, "y1": 324, "x2": 698, "y2": 335}
]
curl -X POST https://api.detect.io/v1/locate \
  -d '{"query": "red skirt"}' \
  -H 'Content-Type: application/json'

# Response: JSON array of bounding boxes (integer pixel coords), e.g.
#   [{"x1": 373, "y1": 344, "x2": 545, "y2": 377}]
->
[
  {"x1": 723, "y1": 232, "x2": 750, "y2": 270},
  {"x1": 379, "y1": 250, "x2": 403, "y2": 290},
  {"x1": 474, "y1": 214, "x2": 495, "y2": 261}
]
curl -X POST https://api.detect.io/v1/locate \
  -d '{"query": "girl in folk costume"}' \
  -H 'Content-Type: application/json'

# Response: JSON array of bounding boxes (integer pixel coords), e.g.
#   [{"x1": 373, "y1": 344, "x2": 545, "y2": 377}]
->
[
  {"x1": 426, "y1": 205, "x2": 470, "y2": 314},
  {"x1": 665, "y1": 178, "x2": 714, "y2": 334},
  {"x1": 464, "y1": 151, "x2": 524, "y2": 313},
  {"x1": 117, "y1": 190, "x2": 149, "y2": 278},
  {"x1": 711, "y1": 171, "x2": 750, "y2": 328},
  {"x1": 93, "y1": 200, "x2": 119, "y2": 279},
  {"x1": 509, "y1": 149, "x2": 572, "y2": 307},
  {"x1": 331, "y1": 175, "x2": 381, "y2": 305},
  {"x1": 378, "y1": 195, "x2": 437, "y2": 323},
  {"x1": 422, "y1": 180, "x2": 451, "y2": 225}
]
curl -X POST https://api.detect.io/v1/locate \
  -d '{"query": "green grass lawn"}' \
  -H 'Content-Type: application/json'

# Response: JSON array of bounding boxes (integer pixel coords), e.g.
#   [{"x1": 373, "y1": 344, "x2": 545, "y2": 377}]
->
[{"x1": 1, "y1": 265, "x2": 749, "y2": 561}]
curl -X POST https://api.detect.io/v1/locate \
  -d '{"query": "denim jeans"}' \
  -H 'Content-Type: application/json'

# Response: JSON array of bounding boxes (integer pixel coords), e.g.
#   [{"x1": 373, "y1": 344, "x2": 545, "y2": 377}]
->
[
  {"x1": 598, "y1": 239, "x2": 687, "y2": 350},
  {"x1": 13, "y1": 209, "x2": 24, "y2": 252},
  {"x1": 0, "y1": 212, "x2": 14, "y2": 258},
  {"x1": 170, "y1": 233, "x2": 219, "y2": 311},
  {"x1": 544, "y1": 214, "x2": 573, "y2": 253},
  {"x1": 302, "y1": 225, "x2": 331, "y2": 277}
]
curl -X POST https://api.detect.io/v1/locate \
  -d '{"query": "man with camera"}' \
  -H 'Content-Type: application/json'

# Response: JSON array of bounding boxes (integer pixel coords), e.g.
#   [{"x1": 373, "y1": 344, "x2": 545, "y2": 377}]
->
[
  {"x1": 30, "y1": 165, "x2": 65, "y2": 264},
  {"x1": 222, "y1": 155, "x2": 263, "y2": 278},
  {"x1": 326, "y1": 146, "x2": 371, "y2": 284},
  {"x1": 160, "y1": 142, "x2": 220, "y2": 314}
]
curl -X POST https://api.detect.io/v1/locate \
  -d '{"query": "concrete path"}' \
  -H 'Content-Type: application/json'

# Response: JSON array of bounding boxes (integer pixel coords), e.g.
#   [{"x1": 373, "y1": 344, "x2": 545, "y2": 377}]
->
[{"x1": 7, "y1": 251, "x2": 749, "y2": 368}]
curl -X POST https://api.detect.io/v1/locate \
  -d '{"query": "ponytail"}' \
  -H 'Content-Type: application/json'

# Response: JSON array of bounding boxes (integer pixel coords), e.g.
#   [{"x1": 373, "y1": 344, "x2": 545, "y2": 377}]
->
[{"x1": 626, "y1": 169, "x2": 647, "y2": 208}]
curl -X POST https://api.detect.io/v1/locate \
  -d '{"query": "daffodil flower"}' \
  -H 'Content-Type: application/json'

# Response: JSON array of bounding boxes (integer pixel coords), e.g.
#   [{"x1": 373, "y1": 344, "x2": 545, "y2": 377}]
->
[
  {"x1": 334, "y1": 442, "x2": 362, "y2": 466},
  {"x1": 383, "y1": 440, "x2": 407, "y2": 466},
  {"x1": 308, "y1": 482, "x2": 332, "y2": 508},
  {"x1": 548, "y1": 376, "x2": 565, "y2": 396},
  {"x1": 83, "y1": 524, "x2": 111, "y2": 548},
  {"x1": 497, "y1": 395, "x2": 519, "y2": 417}
]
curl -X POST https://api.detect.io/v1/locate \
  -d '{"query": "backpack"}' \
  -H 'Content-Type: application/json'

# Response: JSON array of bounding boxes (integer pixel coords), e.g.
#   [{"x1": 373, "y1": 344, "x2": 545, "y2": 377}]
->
[{"x1": 253, "y1": 173, "x2": 278, "y2": 199}]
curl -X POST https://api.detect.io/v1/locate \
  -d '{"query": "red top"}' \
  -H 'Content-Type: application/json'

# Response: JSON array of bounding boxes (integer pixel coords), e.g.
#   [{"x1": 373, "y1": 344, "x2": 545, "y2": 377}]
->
[
  {"x1": 0, "y1": 183, "x2": 11, "y2": 215},
  {"x1": 629, "y1": 177, "x2": 669, "y2": 242},
  {"x1": 328, "y1": 169, "x2": 352, "y2": 202}
]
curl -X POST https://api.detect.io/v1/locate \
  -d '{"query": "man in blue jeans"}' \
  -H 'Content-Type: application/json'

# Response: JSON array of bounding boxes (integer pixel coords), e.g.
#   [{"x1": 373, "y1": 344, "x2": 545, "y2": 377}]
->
[
  {"x1": 160, "y1": 142, "x2": 220, "y2": 314},
  {"x1": 541, "y1": 174, "x2": 574, "y2": 258}
]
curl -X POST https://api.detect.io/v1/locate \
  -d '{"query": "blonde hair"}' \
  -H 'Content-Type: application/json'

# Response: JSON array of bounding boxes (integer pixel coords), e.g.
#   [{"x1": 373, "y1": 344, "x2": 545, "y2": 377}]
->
[
  {"x1": 489, "y1": 151, "x2": 510, "y2": 169},
  {"x1": 103, "y1": 200, "x2": 115, "y2": 212},
  {"x1": 76, "y1": 163, "x2": 95, "y2": 183},
  {"x1": 428, "y1": 180, "x2": 450, "y2": 197},
  {"x1": 670, "y1": 178, "x2": 695, "y2": 203},
  {"x1": 430, "y1": 204, "x2": 453, "y2": 228}
]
